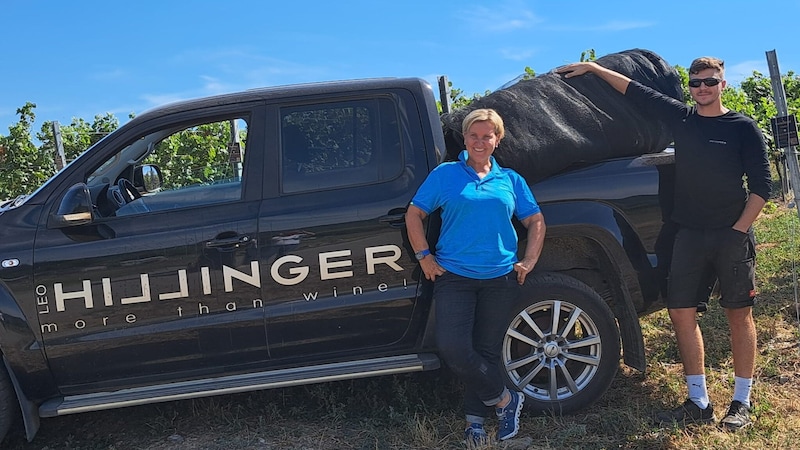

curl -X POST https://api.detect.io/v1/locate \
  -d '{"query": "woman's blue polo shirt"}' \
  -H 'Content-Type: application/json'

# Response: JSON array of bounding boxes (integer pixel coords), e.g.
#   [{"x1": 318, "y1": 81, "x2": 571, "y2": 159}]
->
[{"x1": 410, "y1": 150, "x2": 540, "y2": 279}]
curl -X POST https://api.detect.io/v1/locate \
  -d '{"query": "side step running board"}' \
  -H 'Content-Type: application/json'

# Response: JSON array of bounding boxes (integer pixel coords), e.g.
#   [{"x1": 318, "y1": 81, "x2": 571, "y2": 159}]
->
[{"x1": 39, "y1": 353, "x2": 440, "y2": 417}]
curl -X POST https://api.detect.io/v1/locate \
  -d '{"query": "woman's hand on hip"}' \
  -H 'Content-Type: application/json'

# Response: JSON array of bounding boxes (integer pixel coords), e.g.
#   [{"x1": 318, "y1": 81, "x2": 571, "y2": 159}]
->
[
  {"x1": 513, "y1": 257, "x2": 537, "y2": 285},
  {"x1": 420, "y1": 256, "x2": 446, "y2": 281}
]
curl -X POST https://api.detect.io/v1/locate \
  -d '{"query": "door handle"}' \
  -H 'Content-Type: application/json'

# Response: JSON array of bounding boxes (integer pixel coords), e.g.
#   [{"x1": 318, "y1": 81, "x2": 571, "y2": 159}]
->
[
  {"x1": 206, "y1": 235, "x2": 252, "y2": 248},
  {"x1": 378, "y1": 213, "x2": 406, "y2": 228}
]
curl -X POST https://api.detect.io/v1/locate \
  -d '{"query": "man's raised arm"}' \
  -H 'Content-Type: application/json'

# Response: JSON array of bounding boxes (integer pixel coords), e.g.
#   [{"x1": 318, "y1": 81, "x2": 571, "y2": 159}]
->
[{"x1": 556, "y1": 61, "x2": 632, "y2": 95}]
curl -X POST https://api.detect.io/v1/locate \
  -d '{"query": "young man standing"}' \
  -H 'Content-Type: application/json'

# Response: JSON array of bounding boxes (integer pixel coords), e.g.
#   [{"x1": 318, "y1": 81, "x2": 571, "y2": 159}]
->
[{"x1": 556, "y1": 57, "x2": 771, "y2": 431}]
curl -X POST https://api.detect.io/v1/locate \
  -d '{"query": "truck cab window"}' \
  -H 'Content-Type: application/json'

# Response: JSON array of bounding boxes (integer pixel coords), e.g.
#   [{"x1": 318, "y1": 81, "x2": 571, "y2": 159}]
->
[
  {"x1": 90, "y1": 117, "x2": 248, "y2": 216},
  {"x1": 280, "y1": 98, "x2": 402, "y2": 193}
]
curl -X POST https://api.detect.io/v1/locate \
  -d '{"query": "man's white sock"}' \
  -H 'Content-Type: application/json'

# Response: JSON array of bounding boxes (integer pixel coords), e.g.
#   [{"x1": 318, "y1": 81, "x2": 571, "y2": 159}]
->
[
  {"x1": 686, "y1": 374, "x2": 710, "y2": 409},
  {"x1": 732, "y1": 376, "x2": 753, "y2": 407}
]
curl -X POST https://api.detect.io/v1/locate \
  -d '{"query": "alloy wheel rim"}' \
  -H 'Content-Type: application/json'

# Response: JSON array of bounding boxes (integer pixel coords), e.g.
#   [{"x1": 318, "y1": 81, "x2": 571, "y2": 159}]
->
[{"x1": 503, "y1": 299, "x2": 603, "y2": 402}]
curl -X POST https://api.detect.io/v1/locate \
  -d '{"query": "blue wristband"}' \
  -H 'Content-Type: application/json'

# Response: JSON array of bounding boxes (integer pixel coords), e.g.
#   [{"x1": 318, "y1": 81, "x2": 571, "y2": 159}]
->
[{"x1": 414, "y1": 249, "x2": 431, "y2": 260}]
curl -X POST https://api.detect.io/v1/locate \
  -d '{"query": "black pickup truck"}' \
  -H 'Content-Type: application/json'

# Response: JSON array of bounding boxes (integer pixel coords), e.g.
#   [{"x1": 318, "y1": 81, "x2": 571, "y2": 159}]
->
[{"x1": 0, "y1": 77, "x2": 676, "y2": 442}]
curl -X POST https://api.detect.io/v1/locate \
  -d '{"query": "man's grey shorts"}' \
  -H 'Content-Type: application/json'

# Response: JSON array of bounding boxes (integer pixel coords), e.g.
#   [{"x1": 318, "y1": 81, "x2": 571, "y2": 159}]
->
[{"x1": 667, "y1": 226, "x2": 756, "y2": 309}]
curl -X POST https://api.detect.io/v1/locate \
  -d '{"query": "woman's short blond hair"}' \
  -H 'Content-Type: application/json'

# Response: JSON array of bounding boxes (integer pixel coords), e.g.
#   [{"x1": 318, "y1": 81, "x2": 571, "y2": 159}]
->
[{"x1": 462, "y1": 108, "x2": 505, "y2": 140}]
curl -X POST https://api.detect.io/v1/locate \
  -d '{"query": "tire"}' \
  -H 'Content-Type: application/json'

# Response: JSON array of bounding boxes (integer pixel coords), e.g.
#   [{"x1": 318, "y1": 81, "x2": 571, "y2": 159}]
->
[
  {"x1": 501, "y1": 272, "x2": 620, "y2": 415},
  {"x1": 0, "y1": 364, "x2": 18, "y2": 444}
]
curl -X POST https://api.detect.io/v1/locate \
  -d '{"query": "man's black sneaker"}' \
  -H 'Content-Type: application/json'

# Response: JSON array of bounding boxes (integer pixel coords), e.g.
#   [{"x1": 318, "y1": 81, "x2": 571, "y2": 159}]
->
[
  {"x1": 720, "y1": 400, "x2": 752, "y2": 431},
  {"x1": 655, "y1": 399, "x2": 715, "y2": 425}
]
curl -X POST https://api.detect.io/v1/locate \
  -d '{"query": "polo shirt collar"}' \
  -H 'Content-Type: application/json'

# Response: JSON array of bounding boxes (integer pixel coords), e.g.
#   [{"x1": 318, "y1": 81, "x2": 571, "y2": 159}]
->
[{"x1": 458, "y1": 150, "x2": 502, "y2": 180}]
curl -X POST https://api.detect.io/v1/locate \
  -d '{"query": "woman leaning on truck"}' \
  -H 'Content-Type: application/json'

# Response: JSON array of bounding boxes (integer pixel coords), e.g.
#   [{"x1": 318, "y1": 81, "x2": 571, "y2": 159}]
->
[{"x1": 405, "y1": 108, "x2": 545, "y2": 445}]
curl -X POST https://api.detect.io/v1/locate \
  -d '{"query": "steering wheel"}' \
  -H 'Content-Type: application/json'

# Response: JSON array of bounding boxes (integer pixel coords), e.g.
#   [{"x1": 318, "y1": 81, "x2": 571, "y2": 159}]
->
[{"x1": 117, "y1": 178, "x2": 142, "y2": 204}]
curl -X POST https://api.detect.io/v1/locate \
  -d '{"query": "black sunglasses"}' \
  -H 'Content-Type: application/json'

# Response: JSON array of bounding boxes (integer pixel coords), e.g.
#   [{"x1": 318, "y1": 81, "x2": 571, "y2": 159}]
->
[{"x1": 688, "y1": 77, "x2": 722, "y2": 88}]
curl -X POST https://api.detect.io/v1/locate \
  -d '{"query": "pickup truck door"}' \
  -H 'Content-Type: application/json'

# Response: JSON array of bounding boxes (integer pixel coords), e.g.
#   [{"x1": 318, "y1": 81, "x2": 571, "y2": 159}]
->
[
  {"x1": 32, "y1": 107, "x2": 269, "y2": 390},
  {"x1": 259, "y1": 93, "x2": 430, "y2": 360}
]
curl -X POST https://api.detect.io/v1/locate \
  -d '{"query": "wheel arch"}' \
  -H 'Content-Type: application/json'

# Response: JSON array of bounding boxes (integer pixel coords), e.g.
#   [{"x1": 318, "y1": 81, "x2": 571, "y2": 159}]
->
[
  {"x1": 1, "y1": 356, "x2": 39, "y2": 442},
  {"x1": 534, "y1": 220, "x2": 649, "y2": 372},
  {"x1": 0, "y1": 281, "x2": 57, "y2": 442}
]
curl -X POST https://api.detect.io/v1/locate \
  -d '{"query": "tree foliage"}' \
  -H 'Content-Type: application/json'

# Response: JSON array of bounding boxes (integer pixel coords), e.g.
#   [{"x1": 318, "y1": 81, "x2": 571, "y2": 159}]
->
[
  {"x1": 37, "y1": 113, "x2": 120, "y2": 162},
  {"x1": 143, "y1": 120, "x2": 243, "y2": 190},
  {"x1": 438, "y1": 79, "x2": 487, "y2": 113},
  {"x1": 580, "y1": 49, "x2": 597, "y2": 62},
  {"x1": 0, "y1": 103, "x2": 53, "y2": 200}
]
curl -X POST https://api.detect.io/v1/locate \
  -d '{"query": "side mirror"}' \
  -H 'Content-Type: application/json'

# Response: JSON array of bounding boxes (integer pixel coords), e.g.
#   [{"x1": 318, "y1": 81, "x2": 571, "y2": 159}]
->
[
  {"x1": 134, "y1": 164, "x2": 163, "y2": 193},
  {"x1": 51, "y1": 183, "x2": 94, "y2": 227}
]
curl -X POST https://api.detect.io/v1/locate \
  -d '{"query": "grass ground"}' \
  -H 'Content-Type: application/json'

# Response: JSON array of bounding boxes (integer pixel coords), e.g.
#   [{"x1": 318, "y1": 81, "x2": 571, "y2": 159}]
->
[{"x1": 4, "y1": 205, "x2": 799, "y2": 450}]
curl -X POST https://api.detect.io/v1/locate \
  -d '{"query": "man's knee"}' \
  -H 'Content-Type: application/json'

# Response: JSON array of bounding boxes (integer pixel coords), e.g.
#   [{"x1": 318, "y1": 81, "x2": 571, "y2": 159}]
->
[
  {"x1": 668, "y1": 307, "x2": 699, "y2": 322},
  {"x1": 724, "y1": 305, "x2": 754, "y2": 323}
]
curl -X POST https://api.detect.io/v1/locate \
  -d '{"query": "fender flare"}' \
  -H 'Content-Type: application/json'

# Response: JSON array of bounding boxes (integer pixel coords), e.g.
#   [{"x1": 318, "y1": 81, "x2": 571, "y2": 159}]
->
[
  {"x1": 534, "y1": 201, "x2": 655, "y2": 372},
  {"x1": 2, "y1": 356, "x2": 39, "y2": 441},
  {"x1": 0, "y1": 281, "x2": 59, "y2": 441}
]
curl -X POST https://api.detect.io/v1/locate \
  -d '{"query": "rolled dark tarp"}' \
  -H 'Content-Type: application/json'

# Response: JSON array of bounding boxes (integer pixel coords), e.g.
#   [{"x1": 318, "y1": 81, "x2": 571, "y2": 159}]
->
[{"x1": 441, "y1": 48, "x2": 683, "y2": 183}]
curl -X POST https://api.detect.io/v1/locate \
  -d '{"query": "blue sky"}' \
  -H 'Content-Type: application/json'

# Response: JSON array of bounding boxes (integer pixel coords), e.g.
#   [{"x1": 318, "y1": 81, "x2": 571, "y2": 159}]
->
[{"x1": 2, "y1": 0, "x2": 797, "y2": 132}]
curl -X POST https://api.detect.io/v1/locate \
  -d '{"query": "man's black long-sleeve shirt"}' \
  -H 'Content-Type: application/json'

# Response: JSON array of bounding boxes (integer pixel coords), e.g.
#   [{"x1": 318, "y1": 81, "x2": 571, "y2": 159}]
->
[{"x1": 625, "y1": 81, "x2": 772, "y2": 229}]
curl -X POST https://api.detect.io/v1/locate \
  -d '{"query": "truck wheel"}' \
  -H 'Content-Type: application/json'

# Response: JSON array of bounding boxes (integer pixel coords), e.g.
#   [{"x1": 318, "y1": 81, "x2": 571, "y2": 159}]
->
[
  {"x1": 0, "y1": 365, "x2": 17, "y2": 444},
  {"x1": 502, "y1": 272, "x2": 620, "y2": 415}
]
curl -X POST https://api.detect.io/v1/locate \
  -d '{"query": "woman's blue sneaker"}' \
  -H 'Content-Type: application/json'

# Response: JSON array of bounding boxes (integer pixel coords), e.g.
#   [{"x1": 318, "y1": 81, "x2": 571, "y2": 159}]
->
[
  {"x1": 464, "y1": 423, "x2": 489, "y2": 448},
  {"x1": 495, "y1": 391, "x2": 524, "y2": 440}
]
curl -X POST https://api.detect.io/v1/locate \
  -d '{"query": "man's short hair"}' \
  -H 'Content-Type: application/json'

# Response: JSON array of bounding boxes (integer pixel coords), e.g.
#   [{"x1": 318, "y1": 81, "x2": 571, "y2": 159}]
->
[{"x1": 689, "y1": 57, "x2": 725, "y2": 76}]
